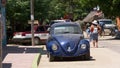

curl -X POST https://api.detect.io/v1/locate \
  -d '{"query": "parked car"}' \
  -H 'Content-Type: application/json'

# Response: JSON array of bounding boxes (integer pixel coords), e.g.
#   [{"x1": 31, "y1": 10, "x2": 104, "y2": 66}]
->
[
  {"x1": 115, "y1": 31, "x2": 120, "y2": 39},
  {"x1": 12, "y1": 25, "x2": 49, "y2": 45},
  {"x1": 98, "y1": 19, "x2": 116, "y2": 35},
  {"x1": 50, "y1": 19, "x2": 71, "y2": 26},
  {"x1": 46, "y1": 22, "x2": 90, "y2": 61},
  {"x1": 114, "y1": 27, "x2": 120, "y2": 39}
]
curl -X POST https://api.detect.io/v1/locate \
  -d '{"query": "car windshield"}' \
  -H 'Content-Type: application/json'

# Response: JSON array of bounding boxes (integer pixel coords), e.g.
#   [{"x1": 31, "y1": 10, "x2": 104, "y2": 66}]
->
[
  {"x1": 100, "y1": 21, "x2": 112, "y2": 24},
  {"x1": 54, "y1": 25, "x2": 81, "y2": 34}
]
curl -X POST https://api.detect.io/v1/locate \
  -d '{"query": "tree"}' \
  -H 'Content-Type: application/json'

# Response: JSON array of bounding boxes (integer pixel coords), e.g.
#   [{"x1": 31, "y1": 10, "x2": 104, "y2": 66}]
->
[
  {"x1": 6, "y1": 0, "x2": 30, "y2": 31},
  {"x1": 6, "y1": 0, "x2": 120, "y2": 30}
]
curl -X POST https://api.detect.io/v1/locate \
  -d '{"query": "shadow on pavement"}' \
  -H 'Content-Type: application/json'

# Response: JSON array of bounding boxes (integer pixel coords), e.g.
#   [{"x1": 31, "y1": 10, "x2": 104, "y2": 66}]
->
[
  {"x1": 2, "y1": 45, "x2": 43, "y2": 63},
  {"x1": 99, "y1": 36, "x2": 120, "y2": 41},
  {"x1": 50, "y1": 56, "x2": 95, "y2": 62},
  {"x1": 104, "y1": 38, "x2": 120, "y2": 40},
  {"x1": 3, "y1": 63, "x2": 12, "y2": 68},
  {"x1": 40, "y1": 49, "x2": 47, "y2": 55}
]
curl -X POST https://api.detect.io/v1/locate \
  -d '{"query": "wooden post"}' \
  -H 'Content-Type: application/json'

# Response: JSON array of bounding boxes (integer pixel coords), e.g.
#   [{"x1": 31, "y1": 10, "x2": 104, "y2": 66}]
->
[{"x1": 30, "y1": 0, "x2": 35, "y2": 46}]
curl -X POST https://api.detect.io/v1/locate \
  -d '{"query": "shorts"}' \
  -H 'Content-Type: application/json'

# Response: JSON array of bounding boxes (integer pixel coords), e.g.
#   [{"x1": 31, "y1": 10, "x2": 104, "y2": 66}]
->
[{"x1": 91, "y1": 33, "x2": 98, "y2": 41}]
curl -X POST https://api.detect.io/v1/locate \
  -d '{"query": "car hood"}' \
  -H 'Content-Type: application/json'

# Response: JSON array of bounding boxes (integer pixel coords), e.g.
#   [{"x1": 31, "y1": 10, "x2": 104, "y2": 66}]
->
[
  {"x1": 53, "y1": 34, "x2": 83, "y2": 44},
  {"x1": 52, "y1": 34, "x2": 83, "y2": 54}
]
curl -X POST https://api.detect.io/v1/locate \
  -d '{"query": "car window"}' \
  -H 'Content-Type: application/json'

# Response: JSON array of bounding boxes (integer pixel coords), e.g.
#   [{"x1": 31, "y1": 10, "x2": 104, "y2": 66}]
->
[
  {"x1": 100, "y1": 21, "x2": 112, "y2": 24},
  {"x1": 54, "y1": 25, "x2": 80, "y2": 34},
  {"x1": 25, "y1": 25, "x2": 31, "y2": 31},
  {"x1": 36, "y1": 26, "x2": 45, "y2": 32},
  {"x1": 24, "y1": 25, "x2": 39, "y2": 31},
  {"x1": 44, "y1": 26, "x2": 50, "y2": 30}
]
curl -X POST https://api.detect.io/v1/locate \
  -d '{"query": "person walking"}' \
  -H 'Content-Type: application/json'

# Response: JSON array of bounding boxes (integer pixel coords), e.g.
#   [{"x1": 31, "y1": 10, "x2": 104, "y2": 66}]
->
[
  {"x1": 99, "y1": 21, "x2": 105, "y2": 37},
  {"x1": 86, "y1": 27, "x2": 90, "y2": 38},
  {"x1": 90, "y1": 20, "x2": 101, "y2": 48}
]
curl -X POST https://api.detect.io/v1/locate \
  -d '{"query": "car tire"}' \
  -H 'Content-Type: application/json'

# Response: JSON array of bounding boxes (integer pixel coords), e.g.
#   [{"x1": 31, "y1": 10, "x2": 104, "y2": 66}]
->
[
  {"x1": 34, "y1": 38, "x2": 40, "y2": 45},
  {"x1": 84, "y1": 51, "x2": 90, "y2": 60},
  {"x1": 49, "y1": 54, "x2": 54, "y2": 62}
]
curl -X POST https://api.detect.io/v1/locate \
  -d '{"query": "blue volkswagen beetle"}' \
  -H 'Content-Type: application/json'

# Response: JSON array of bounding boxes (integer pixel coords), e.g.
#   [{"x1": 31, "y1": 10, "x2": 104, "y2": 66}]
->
[{"x1": 46, "y1": 22, "x2": 90, "y2": 61}]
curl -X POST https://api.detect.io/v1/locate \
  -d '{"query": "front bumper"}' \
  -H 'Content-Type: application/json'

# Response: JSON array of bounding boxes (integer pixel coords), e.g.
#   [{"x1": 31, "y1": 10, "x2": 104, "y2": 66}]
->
[{"x1": 49, "y1": 48, "x2": 90, "y2": 57}]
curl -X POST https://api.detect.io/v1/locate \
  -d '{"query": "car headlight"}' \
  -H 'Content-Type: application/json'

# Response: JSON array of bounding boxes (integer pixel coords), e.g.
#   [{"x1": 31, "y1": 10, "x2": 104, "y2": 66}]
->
[
  {"x1": 52, "y1": 44, "x2": 58, "y2": 51},
  {"x1": 81, "y1": 44, "x2": 86, "y2": 49}
]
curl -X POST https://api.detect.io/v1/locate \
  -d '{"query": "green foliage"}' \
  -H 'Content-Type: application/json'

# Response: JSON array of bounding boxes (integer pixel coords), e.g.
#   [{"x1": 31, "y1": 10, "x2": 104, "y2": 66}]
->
[
  {"x1": 6, "y1": 0, "x2": 30, "y2": 22},
  {"x1": 6, "y1": 0, "x2": 120, "y2": 30}
]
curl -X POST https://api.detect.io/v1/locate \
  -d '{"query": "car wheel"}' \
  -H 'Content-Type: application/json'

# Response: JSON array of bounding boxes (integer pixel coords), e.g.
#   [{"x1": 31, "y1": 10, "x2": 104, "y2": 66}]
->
[
  {"x1": 34, "y1": 38, "x2": 40, "y2": 45},
  {"x1": 84, "y1": 51, "x2": 90, "y2": 60},
  {"x1": 49, "y1": 53, "x2": 54, "y2": 62}
]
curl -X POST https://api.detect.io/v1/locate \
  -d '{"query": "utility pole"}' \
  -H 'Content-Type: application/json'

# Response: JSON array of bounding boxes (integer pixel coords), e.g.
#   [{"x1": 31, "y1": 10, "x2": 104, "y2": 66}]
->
[
  {"x1": 0, "y1": 1, "x2": 2, "y2": 68},
  {"x1": 30, "y1": 0, "x2": 35, "y2": 46},
  {"x1": 1, "y1": 0, "x2": 6, "y2": 47},
  {"x1": 0, "y1": 14, "x2": 2, "y2": 68}
]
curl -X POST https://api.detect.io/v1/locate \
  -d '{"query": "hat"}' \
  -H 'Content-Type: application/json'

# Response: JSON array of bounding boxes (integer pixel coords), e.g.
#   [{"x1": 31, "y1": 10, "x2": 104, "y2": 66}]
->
[{"x1": 92, "y1": 20, "x2": 98, "y2": 25}]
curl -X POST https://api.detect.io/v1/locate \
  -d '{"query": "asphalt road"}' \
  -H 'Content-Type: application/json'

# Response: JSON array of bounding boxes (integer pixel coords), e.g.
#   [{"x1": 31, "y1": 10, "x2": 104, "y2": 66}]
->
[
  {"x1": 98, "y1": 36, "x2": 120, "y2": 53},
  {"x1": 38, "y1": 36, "x2": 120, "y2": 68}
]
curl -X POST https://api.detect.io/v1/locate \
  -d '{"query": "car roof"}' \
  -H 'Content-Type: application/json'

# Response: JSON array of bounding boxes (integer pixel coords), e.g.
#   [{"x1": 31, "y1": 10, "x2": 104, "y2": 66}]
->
[
  {"x1": 51, "y1": 22, "x2": 79, "y2": 27},
  {"x1": 51, "y1": 20, "x2": 66, "y2": 22},
  {"x1": 98, "y1": 19, "x2": 112, "y2": 21}
]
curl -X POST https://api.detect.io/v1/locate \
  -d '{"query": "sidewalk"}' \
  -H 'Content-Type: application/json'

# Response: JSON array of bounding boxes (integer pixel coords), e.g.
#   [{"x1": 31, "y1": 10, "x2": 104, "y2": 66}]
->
[{"x1": 2, "y1": 44, "x2": 43, "y2": 68}]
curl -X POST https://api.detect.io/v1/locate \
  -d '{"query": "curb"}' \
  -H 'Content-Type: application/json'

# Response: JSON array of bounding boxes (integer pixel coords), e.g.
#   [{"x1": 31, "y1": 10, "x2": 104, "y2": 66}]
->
[{"x1": 32, "y1": 53, "x2": 41, "y2": 68}]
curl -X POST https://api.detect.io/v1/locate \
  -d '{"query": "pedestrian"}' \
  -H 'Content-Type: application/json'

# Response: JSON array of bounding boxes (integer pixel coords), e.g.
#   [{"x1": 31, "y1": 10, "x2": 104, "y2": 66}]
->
[
  {"x1": 86, "y1": 27, "x2": 90, "y2": 38},
  {"x1": 99, "y1": 21, "x2": 105, "y2": 37},
  {"x1": 90, "y1": 20, "x2": 101, "y2": 48}
]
